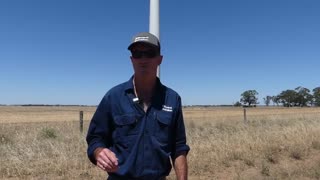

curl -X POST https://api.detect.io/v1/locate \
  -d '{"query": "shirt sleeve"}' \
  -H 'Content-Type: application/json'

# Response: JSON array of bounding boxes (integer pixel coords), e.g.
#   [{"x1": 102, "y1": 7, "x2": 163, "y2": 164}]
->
[
  {"x1": 171, "y1": 96, "x2": 190, "y2": 160},
  {"x1": 86, "y1": 94, "x2": 113, "y2": 164}
]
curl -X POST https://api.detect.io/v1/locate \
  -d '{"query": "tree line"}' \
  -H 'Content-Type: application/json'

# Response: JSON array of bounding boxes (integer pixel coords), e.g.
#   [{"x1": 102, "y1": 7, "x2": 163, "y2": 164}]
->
[{"x1": 235, "y1": 86, "x2": 320, "y2": 107}]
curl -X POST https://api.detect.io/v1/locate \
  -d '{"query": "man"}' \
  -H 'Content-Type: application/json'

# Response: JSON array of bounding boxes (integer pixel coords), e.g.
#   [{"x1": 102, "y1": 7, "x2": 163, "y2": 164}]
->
[{"x1": 86, "y1": 32, "x2": 190, "y2": 180}]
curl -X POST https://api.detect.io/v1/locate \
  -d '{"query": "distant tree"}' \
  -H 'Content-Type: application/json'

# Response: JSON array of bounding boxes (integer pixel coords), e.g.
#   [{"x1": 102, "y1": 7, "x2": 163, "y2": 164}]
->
[
  {"x1": 240, "y1": 90, "x2": 259, "y2": 107},
  {"x1": 294, "y1": 86, "x2": 313, "y2": 107},
  {"x1": 263, "y1": 96, "x2": 272, "y2": 106},
  {"x1": 271, "y1": 95, "x2": 281, "y2": 106},
  {"x1": 313, "y1": 87, "x2": 320, "y2": 106},
  {"x1": 234, "y1": 101, "x2": 242, "y2": 107},
  {"x1": 278, "y1": 90, "x2": 298, "y2": 107}
]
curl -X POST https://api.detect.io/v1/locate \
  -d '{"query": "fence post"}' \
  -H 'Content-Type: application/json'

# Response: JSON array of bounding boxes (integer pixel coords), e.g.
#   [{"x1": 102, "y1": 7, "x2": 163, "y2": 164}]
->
[
  {"x1": 243, "y1": 108, "x2": 247, "y2": 123},
  {"x1": 80, "y1": 111, "x2": 83, "y2": 133}
]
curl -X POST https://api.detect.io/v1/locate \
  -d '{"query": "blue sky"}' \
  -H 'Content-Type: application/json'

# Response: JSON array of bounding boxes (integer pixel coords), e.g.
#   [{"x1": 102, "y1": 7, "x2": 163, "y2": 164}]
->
[{"x1": 0, "y1": 0, "x2": 319, "y2": 105}]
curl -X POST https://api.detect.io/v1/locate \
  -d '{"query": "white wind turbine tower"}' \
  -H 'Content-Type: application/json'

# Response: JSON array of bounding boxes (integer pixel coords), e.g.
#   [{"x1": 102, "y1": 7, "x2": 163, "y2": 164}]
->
[{"x1": 149, "y1": 0, "x2": 160, "y2": 78}]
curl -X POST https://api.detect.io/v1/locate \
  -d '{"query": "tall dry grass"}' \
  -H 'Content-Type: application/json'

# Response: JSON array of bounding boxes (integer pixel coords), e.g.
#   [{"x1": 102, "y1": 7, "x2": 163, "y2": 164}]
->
[
  {"x1": 186, "y1": 107, "x2": 320, "y2": 179},
  {"x1": 1, "y1": 106, "x2": 320, "y2": 179}
]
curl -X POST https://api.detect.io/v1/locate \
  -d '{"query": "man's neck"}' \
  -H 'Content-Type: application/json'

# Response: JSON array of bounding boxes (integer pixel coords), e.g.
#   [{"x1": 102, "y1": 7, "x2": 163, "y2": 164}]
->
[{"x1": 133, "y1": 75, "x2": 157, "y2": 102}]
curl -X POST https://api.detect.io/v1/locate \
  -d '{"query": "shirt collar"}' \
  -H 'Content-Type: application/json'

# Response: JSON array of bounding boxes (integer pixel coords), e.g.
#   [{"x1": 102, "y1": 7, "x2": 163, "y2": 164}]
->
[
  {"x1": 124, "y1": 75, "x2": 164, "y2": 94},
  {"x1": 124, "y1": 75, "x2": 135, "y2": 92}
]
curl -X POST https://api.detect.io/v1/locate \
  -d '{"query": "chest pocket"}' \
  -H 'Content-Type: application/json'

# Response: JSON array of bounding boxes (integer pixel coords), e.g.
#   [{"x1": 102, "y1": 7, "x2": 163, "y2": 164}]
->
[
  {"x1": 113, "y1": 114, "x2": 140, "y2": 137},
  {"x1": 155, "y1": 111, "x2": 174, "y2": 143}
]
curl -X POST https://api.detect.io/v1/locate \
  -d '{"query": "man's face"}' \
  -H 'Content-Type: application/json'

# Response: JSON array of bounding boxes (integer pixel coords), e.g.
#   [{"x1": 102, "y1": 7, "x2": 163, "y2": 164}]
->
[{"x1": 130, "y1": 43, "x2": 162, "y2": 76}]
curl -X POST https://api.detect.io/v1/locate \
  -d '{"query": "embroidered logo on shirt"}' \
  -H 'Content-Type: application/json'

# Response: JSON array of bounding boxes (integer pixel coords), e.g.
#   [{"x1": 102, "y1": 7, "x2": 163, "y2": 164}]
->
[{"x1": 162, "y1": 105, "x2": 173, "y2": 112}]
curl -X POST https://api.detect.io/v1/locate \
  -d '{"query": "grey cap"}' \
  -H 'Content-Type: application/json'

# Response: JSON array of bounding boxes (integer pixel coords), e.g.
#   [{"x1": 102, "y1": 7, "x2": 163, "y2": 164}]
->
[{"x1": 128, "y1": 32, "x2": 160, "y2": 51}]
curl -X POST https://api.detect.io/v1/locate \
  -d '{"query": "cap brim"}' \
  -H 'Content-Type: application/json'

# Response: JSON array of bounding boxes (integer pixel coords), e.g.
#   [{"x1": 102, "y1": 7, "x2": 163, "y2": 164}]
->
[{"x1": 128, "y1": 42, "x2": 159, "y2": 50}]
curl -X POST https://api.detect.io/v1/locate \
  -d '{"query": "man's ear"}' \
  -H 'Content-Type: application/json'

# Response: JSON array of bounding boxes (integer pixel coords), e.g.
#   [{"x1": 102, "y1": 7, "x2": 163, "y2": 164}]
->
[
  {"x1": 158, "y1": 55, "x2": 163, "y2": 65},
  {"x1": 130, "y1": 56, "x2": 134, "y2": 63}
]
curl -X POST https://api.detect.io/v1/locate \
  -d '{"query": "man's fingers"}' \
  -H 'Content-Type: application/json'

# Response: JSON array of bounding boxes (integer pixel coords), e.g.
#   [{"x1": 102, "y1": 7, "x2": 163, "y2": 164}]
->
[
  {"x1": 97, "y1": 161, "x2": 105, "y2": 170},
  {"x1": 97, "y1": 159, "x2": 118, "y2": 172},
  {"x1": 97, "y1": 149, "x2": 118, "y2": 168},
  {"x1": 97, "y1": 161, "x2": 109, "y2": 171},
  {"x1": 99, "y1": 149, "x2": 118, "y2": 166},
  {"x1": 105, "y1": 149, "x2": 118, "y2": 166},
  {"x1": 95, "y1": 148, "x2": 119, "y2": 172}
]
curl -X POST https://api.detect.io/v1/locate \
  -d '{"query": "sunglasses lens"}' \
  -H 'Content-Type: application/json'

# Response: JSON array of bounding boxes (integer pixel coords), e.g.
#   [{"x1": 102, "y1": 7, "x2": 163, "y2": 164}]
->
[
  {"x1": 132, "y1": 50, "x2": 158, "y2": 58},
  {"x1": 132, "y1": 51, "x2": 142, "y2": 58},
  {"x1": 145, "y1": 50, "x2": 157, "y2": 58}
]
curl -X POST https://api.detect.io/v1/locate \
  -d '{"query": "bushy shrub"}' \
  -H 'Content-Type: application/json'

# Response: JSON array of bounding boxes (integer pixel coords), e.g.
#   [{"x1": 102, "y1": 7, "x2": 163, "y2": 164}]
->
[
  {"x1": 0, "y1": 134, "x2": 11, "y2": 144},
  {"x1": 40, "y1": 128, "x2": 58, "y2": 139}
]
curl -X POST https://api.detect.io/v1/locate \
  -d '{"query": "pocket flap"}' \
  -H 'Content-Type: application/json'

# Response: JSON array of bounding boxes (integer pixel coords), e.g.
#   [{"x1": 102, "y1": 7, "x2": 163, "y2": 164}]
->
[
  {"x1": 114, "y1": 115, "x2": 137, "y2": 126},
  {"x1": 157, "y1": 111, "x2": 172, "y2": 125}
]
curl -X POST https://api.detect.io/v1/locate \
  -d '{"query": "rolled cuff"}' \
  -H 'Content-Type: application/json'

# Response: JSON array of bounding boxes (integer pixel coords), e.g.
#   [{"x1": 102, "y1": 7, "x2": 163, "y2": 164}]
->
[{"x1": 172, "y1": 144, "x2": 190, "y2": 160}]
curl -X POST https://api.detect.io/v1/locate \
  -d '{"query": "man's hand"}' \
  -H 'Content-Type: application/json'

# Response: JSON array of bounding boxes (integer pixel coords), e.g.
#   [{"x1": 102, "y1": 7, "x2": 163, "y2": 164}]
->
[{"x1": 94, "y1": 147, "x2": 119, "y2": 172}]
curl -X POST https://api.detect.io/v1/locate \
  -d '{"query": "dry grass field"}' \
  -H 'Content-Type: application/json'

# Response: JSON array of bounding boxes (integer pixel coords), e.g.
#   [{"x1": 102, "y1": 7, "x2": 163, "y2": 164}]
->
[{"x1": 1, "y1": 106, "x2": 320, "y2": 179}]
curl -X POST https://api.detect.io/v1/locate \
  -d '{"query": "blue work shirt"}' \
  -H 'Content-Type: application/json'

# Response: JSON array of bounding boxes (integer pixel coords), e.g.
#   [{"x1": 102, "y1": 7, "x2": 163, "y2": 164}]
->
[{"x1": 86, "y1": 76, "x2": 190, "y2": 180}]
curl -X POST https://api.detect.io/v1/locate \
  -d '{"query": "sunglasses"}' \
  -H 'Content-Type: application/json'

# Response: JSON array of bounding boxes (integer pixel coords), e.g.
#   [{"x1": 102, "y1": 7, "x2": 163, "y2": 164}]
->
[{"x1": 131, "y1": 50, "x2": 159, "y2": 59}]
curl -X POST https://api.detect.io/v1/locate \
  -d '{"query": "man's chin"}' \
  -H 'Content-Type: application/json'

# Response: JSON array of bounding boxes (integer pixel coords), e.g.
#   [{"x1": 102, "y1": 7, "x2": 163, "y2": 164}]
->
[{"x1": 135, "y1": 71, "x2": 153, "y2": 76}]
